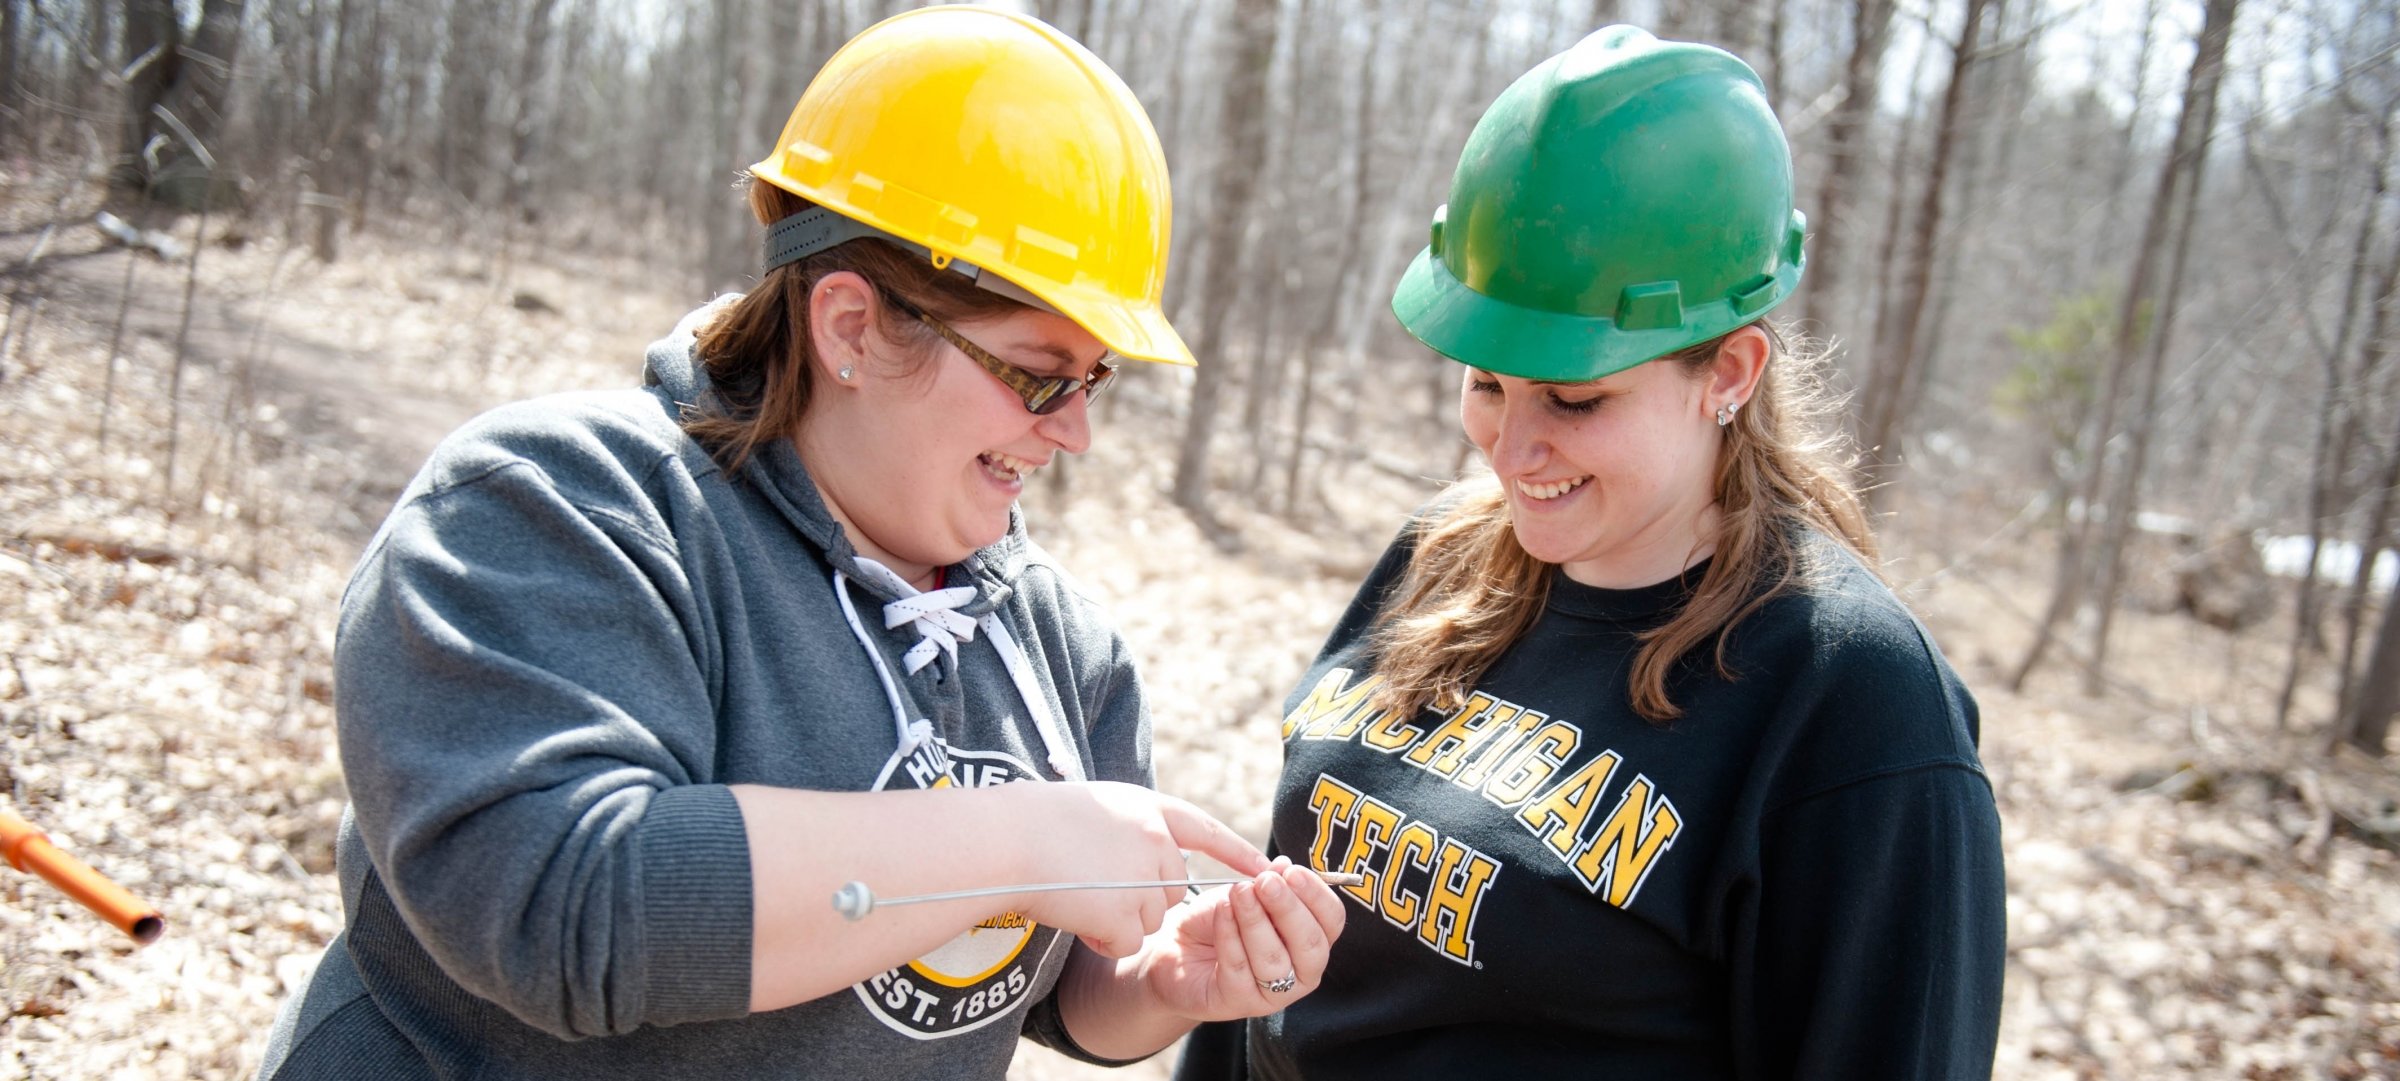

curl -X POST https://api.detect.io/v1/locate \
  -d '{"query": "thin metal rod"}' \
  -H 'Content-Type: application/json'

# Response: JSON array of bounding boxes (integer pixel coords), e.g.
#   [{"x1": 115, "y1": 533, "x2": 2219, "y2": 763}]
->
[{"x1": 833, "y1": 870, "x2": 1364, "y2": 921}]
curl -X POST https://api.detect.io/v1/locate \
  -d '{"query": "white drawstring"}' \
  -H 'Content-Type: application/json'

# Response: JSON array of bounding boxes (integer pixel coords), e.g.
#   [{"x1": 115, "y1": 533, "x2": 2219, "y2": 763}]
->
[
  {"x1": 979, "y1": 615, "x2": 1079, "y2": 779},
  {"x1": 833, "y1": 569, "x2": 928, "y2": 792},
  {"x1": 832, "y1": 560, "x2": 1082, "y2": 780},
  {"x1": 880, "y1": 587, "x2": 981, "y2": 674}
]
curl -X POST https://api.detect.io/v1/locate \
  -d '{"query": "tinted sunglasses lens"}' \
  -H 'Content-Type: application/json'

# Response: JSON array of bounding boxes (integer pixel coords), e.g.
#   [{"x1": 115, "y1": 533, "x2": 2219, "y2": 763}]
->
[{"x1": 1028, "y1": 380, "x2": 1073, "y2": 415}]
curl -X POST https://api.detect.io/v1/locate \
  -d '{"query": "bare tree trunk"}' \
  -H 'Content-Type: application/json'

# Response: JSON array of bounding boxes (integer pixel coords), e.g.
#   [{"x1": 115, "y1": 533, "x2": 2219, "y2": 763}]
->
[
  {"x1": 2276, "y1": 112, "x2": 2393, "y2": 727},
  {"x1": 1858, "y1": 0, "x2": 1988, "y2": 500},
  {"x1": 2340, "y1": 397, "x2": 2400, "y2": 757},
  {"x1": 2102, "y1": 0, "x2": 2166, "y2": 234},
  {"x1": 113, "y1": 0, "x2": 178, "y2": 195},
  {"x1": 439, "y1": 0, "x2": 495, "y2": 205},
  {"x1": 1800, "y1": 0, "x2": 1895, "y2": 333},
  {"x1": 1239, "y1": 0, "x2": 1305, "y2": 492},
  {"x1": 504, "y1": 0, "x2": 562, "y2": 223},
  {"x1": 702, "y1": 0, "x2": 744, "y2": 290},
  {"x1": 1282, "y1": 0, "x2": 1371, "y2": 517},
  {"x1": 349, "y1": 0, "x2": 391, "y2": 229},
  {"x1": 2342, "y1": 592, "x2": 2400, "y2": 756},
  {"x1": 2337, "y1": 435, "x2": 2400, "y2": 728},
  {"x1": 1170, "y1": 0, "x2": 1279, "y2": 515},
  {"x1": 1, "y1": 0, "x2": 23, "y2": 142},
  {"x1": 1764, "y1": 0, "x2": 1789, "y2": 114},
  {"x1": 2333, "y1": 220, "x2": 2400, "y2": 729},
  {"x1": 388, "y1": 2, "x2": 436, "y2": 214},
  {"x1": 1911, "y1": 0, "x2": 2034, "y2": 395},
  {"x1": 1866, "y1": 35, "x2": 1938, "y2": 383},
  {"x1": 2011, "y1": 0, "x2": 2238, "y2": 691},
  {"x1": 2081, "y1": 0, "x2": 2239, "y2": 690}
]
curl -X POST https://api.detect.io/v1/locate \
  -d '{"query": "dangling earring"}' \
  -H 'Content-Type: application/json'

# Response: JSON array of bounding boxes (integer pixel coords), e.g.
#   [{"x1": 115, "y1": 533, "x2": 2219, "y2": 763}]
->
[
  {"x1": 1716, "y1": 401, "x2": 1740, "y2": 427},
  {"x1": 838, "y1": 365, "x2": 855, "y2": 381}
]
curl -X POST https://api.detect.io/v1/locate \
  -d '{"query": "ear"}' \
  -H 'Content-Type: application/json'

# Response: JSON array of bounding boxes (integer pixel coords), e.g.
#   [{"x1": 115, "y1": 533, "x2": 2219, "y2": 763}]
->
[
  {"x1": 1704, "y1": 325, "x2": 1771, "y2": 418},
  {"x1": 807, "y1": 271, "x2": 878, "y2": 385}
]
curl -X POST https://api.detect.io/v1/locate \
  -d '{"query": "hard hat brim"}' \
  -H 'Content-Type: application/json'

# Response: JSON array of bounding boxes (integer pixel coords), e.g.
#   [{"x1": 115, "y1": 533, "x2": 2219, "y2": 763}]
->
[
  {"x1": 750, "y1": 193, "x2": 1196, "y2": 367},
  {"x1": 1390, "y1": 246, "x2": 1798, "y2": 382},
  {"x1": 1064, "y1": 293, "x2": 1195, "y2": 368}
]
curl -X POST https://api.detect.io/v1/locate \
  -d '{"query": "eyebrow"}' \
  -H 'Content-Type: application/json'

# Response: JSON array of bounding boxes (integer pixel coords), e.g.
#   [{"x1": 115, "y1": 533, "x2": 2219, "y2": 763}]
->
[{"x1": 1011, "y1": 340, "x2": 1111, "y2": 373}]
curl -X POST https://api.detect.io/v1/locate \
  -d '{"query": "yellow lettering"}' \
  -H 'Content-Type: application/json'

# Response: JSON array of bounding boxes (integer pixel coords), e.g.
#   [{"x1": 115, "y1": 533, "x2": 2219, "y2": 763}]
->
[
  {"x1": 1415, "y1": 838, "x2": 1500, "y2": 964},
  {"x1": 1402, "y1": 693, "x2": 1504, "y2": 775},
  {"x1": 1283, "y1": 669, "x2": 1383, "y2": 741},
  {"x1": 1570, "y1": 776, "x2": 1683, "y2": 906},
  {"x1": 1336, "y1": 797, "x2": 1403, "y2": 908},
  {"x1": 1483, "y1": 721, "x2": 1580, "y2": 806},
  {"x1": 1515, "y1": 750, "x2": 1622, "y2": 857},
  {"x1": 1378, "y1": 821, "x2": 1437, "y2": 929},
  {"x1": 1303, "y1": 774, "x2": 1360, "y2": 873},
  {"x1": 1358, "y1": 705, "x2": 1427, "y2": 752},
  {"x1": 1455, "y1": 708, "x2": 1547, "y2": 789}
]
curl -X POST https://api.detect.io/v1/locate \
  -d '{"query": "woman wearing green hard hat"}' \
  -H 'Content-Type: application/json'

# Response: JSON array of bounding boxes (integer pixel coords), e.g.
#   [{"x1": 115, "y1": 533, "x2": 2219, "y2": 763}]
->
[{"x1": 1179, "y1": 25, "x2": 2003, "y2": 1081}]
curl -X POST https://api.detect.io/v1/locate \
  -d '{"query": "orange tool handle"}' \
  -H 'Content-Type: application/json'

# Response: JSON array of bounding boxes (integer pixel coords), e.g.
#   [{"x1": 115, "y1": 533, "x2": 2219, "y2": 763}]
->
[{"x1": 0, "y1": 808, "x2": 165, "y2": 944}]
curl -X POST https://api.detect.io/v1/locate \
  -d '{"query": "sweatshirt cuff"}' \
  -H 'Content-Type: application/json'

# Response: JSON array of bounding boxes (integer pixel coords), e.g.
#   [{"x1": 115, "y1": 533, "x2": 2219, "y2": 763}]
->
[{"x1": 637, "y1": 784, "x2": 755, "y2": 1026}]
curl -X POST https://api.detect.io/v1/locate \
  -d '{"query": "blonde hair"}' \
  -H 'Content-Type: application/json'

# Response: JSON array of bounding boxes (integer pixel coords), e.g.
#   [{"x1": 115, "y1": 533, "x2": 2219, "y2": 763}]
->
[
  {"x1": 681, "y1": 181, "x2": 1030, "y2": 474},
  {"x1": 1367, "y1": 323, "x2": 1877, "y2": 724}
]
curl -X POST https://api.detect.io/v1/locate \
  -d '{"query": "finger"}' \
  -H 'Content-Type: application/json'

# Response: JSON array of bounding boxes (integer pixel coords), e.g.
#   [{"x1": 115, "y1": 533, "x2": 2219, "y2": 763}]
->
[
  {"x1": 1232, "y1": 875, "x2": 1296, "y2": 996},
  {"x1": 1261, "y1": 866, "x2": 1337, "y2": 983},
  {"x1": 1212, "y1": 886, "x2": 1256, "y2": 989},
  {"x1": 1157, "y1": 849, "x2": 1190, "y2": 917},
  {"x1": 1282, "y1": 861, "x2": 1349, "y2": 942},
  {"x1": 1156, "y1": 797, "x2": 1269, "y2": 875}
]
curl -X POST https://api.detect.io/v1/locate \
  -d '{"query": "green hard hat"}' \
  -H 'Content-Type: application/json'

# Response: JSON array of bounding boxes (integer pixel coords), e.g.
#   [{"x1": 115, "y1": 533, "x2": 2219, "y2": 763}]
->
[{"x1": 1392, "y1": 25, "x2": 1807, "y2": 381}]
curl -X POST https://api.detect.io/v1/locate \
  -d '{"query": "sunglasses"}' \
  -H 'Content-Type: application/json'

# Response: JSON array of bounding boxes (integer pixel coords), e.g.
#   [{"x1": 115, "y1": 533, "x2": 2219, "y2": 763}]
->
[{"x1": 878, "y1": 290, "x2": 1117, "y2": 415}]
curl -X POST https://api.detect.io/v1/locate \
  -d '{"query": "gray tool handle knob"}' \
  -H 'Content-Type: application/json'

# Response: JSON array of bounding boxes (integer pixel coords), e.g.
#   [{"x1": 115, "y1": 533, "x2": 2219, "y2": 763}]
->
[{"x1": 832, "y1": 881, "x2": 876, "y2": 921}]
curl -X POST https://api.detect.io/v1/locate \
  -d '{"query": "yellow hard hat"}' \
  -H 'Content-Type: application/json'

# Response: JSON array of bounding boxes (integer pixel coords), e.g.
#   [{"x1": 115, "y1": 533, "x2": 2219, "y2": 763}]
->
[{"x1": 750, "y1": 7, "x2": 1193, "y2": 367}]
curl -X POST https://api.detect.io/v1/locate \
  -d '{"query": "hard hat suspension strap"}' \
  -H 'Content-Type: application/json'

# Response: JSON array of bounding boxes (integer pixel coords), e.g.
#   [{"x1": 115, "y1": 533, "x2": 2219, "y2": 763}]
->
[{"x1": 761, "y1": 206, "x2": 1061, "y2": 317}]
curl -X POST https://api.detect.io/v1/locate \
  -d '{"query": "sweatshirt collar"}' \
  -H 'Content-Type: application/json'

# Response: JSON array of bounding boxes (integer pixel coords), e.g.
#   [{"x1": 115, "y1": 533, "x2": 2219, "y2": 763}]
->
[{"x1": 1543, "y1": 560, "x2": 1708, "y2": 623}]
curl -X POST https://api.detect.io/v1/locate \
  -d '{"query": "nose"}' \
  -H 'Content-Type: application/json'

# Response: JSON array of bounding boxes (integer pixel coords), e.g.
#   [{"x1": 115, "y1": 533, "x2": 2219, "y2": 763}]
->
[
  {"x1": 1484, "y1": 394, "x2": 1548, "y2": 478},
  {"x1": 1034, "y1": 390, "x2": 1093, "y2": 455}
]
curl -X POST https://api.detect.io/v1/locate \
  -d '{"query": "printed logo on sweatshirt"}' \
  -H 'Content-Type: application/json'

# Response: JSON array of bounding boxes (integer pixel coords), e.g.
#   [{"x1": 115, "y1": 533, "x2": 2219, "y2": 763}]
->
[
  {"x1": 853, "y1": 737, "x2": 1067, "y2": 1040},
  {"x1": 1304, "y1": 772, "x2": 1501, "y2": 966},
  {"x1": 1287, "y1": 668, "x2": 1683, "y2": 918}
]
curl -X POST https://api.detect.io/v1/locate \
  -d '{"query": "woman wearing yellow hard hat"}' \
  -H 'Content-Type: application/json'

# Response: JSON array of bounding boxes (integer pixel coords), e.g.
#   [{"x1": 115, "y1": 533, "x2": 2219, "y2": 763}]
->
[
  {"x1": 256, "y1": 9, "x2": 1342, "y2": 1079},
  {"x1": 1180, "y1": 25, "x2": 2002, "y2": 1081}
]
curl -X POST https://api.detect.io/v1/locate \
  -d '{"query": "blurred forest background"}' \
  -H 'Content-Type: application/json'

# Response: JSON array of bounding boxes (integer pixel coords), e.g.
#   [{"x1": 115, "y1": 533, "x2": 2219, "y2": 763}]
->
[{"x1": 3, "y1": 0, "x2": 2399, "y2": 1077}]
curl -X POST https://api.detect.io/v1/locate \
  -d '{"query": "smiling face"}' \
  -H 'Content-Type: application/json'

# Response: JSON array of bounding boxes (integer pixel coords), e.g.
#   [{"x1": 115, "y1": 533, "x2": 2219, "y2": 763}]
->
[
  {"x1": 798, "y1": 273, "x2": 1107, "y2": 585},
  {"x1": 1458, "y1": 332, "x2": 1765, "y2": 588}
]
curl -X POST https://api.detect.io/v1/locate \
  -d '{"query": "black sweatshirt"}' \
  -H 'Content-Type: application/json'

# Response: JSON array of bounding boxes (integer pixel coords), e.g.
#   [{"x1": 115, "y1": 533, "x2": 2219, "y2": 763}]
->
[{"x1": 1199, "y1": 523, "x2": 2003, "y2": 1080}]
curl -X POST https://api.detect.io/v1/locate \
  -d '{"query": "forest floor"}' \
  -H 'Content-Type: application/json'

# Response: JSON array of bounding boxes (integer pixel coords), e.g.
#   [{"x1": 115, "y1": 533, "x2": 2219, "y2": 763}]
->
[{"x1": 1, "y1": 171, "x2": 2396, "y2": 1080}]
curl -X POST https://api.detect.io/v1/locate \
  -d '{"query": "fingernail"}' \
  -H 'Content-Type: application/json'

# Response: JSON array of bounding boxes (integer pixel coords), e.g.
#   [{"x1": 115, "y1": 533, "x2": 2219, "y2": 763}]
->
[{"x1": 1258, "y1": 874, "x2": 1288, "y2": 899}]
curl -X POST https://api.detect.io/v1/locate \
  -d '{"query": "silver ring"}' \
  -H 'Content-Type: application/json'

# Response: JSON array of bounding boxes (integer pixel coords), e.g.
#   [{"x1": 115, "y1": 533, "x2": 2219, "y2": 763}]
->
[{"x1": 1257, "y1": 972, "x2": 1298, "y2": 994}]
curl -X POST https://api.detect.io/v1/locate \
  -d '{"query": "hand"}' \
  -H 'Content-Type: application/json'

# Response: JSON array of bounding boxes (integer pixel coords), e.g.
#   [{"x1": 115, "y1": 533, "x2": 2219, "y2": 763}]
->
[
  {"x1": 995, "y1": 782, "x2": 1269, "y2": 958},
  {"x1": 1129, "y1": 857, "x2": 1347, "y2": 1022}
]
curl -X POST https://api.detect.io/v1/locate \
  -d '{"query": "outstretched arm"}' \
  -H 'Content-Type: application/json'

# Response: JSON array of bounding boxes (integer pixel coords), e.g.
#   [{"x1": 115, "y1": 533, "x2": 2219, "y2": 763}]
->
[{"x1": 735, "y1": 780, "x2": 1274, "y2": 1014}]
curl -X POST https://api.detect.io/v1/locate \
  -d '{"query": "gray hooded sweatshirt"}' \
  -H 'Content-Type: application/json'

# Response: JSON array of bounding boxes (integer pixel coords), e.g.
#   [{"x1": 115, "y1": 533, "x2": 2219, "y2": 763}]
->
[{"x1": 258, "y1": 301, "x2": 1151, "y2": 1079}]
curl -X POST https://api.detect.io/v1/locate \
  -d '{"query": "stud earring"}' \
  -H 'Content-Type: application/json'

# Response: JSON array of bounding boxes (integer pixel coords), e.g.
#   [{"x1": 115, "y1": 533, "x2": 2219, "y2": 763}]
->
[
  {"x1": 1715, "y1": 401, "x2": 1740, "y2": 427},
  {"x1": 838, "y1": 366, "x2": 855, "y2": 381}
]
